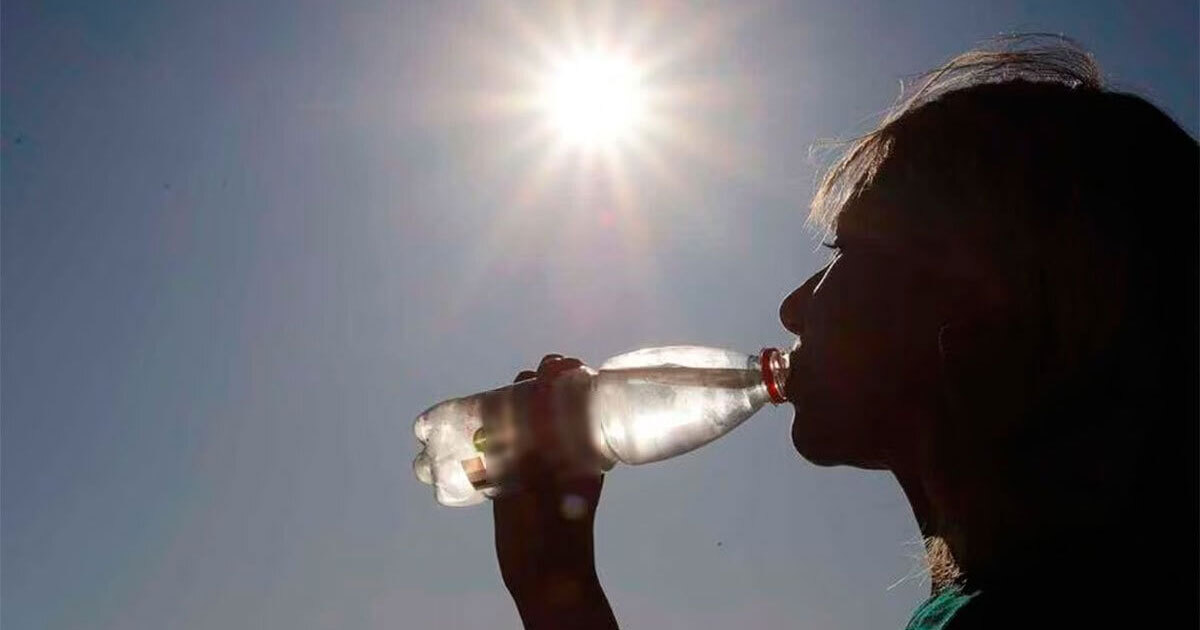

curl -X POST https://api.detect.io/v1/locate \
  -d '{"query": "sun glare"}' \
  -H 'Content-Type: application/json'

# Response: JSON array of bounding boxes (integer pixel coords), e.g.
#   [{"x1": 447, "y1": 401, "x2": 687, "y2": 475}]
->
[
  {"x1": 540, "y1": 52, "x2": 647, "y2": 149},
  {"x1": 437, "y1": 3, "x2": 751, "y2": 333}
]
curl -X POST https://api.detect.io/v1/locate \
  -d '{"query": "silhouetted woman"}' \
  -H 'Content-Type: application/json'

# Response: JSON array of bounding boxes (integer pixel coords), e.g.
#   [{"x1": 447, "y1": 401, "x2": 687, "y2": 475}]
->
[{"x1": 493, "y1": 38, "x2": 1199, "y2": 629}]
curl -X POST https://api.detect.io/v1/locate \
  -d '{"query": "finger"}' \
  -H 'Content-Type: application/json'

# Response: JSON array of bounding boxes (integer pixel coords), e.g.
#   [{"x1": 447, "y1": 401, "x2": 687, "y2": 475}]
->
[
  {"x1": 537, "y1": 354, "x2": 564, "y2": 369},
  {"x1": 512, "y1": 370, "x2": 537, "y2": 384},
  {"x1": 537, "y1": 356, "x2": 583, "y2": 380}
]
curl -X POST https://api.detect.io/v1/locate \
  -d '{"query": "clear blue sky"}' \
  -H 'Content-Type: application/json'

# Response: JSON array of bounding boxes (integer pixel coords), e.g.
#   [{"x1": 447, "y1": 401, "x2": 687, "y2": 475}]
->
[{"x1": 3, "y1": 1, "x2": 1196, "y2": 628}]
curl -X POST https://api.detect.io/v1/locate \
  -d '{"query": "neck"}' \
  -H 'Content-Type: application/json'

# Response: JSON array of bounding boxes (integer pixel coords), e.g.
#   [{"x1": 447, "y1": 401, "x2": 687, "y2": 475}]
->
[
  {"x1": 886, "y1": 415, "x2": 1037, "y2": 594},
  {"x1": 888, "y1": 421, "x2": 1149, "y2": 597},
  {"x1": 889, "y1": 456, "x2": 961, "y2": 593}
]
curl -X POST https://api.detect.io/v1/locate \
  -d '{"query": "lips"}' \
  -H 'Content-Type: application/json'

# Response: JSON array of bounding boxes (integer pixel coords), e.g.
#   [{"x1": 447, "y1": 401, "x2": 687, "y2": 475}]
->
[{"x1": 784, "y1": 342, "x2": 804, "y2": 405}]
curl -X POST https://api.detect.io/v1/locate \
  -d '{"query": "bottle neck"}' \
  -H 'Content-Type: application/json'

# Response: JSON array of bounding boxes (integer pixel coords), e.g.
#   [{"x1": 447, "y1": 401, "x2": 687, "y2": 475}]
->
[{"x1": 759, "y1": 347, "x2": 789, "y2": 404}]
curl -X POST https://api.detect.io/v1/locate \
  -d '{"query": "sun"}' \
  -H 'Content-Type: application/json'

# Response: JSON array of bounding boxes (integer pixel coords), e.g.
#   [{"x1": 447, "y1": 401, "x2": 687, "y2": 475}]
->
[
  {"x1": 539, "y1": 51, "x2": 647, "y2": 150},
  {"x1": 426, "y1": 3, "x2": 752, "y2": 334}
]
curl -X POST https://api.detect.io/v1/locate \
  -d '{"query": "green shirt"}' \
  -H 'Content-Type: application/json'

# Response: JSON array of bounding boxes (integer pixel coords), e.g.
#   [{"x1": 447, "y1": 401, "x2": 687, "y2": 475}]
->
[{"x1": 904, "y1": 584, "x2": 980, "y2": 630}]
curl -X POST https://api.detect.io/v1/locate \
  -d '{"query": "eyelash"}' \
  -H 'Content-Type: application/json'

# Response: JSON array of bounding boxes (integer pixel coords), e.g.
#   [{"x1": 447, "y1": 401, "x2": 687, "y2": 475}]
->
[{"x1": 820, "y1": 239, "x2": 841, "y2": 251}]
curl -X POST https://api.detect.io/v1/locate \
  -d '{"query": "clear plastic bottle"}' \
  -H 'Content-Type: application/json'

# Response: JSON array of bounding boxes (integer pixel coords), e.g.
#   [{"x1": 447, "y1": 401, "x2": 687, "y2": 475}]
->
[{"x1": 412, "y1": 346, "x2": 789, "y2": 506}]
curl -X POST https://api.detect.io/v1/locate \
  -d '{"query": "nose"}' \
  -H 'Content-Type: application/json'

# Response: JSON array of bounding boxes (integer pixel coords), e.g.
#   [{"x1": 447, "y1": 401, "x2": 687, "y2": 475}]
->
[{"x1": 779, "y1": 267, "x2": 828, "y2": 336}]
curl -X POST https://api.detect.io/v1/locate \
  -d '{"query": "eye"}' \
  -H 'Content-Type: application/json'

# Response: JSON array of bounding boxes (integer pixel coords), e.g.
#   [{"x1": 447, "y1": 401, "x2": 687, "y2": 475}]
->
[{"x1": 820, "y1": 238, "x2": 841, "y2": 251}]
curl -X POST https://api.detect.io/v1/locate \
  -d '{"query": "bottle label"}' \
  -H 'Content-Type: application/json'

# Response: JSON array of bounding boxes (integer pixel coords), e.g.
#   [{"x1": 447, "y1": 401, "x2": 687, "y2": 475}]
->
[{"x1": 460, "y1": 456, "x2": 489, "y2": 489}]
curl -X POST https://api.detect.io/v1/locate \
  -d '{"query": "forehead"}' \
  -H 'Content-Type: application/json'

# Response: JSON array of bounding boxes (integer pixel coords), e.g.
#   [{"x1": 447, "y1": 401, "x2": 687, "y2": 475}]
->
[
  {"x1": 831, "y1": 196, "x2": 913, "y2": 243},
  {"x1": 831, "y1": 196, "x2": 977, "y2": 278}
]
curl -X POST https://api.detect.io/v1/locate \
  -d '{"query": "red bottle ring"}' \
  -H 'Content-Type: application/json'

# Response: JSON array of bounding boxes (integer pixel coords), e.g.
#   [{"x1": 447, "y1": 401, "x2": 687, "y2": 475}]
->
[{"x1": 760, "y1": 348, "x2": 787, "y2": 404}]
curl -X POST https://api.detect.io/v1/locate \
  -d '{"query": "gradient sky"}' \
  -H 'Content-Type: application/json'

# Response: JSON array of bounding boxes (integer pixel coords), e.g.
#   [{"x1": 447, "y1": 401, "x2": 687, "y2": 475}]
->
[{"x1": 3, "y1": 1, "x2": 1196, "y2": 629}]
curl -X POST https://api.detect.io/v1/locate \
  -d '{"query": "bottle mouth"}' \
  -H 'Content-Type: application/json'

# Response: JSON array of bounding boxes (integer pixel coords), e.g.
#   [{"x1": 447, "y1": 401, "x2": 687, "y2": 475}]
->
[{"x1": 759, "y1": 348, "x2": 789, "y2": 404}]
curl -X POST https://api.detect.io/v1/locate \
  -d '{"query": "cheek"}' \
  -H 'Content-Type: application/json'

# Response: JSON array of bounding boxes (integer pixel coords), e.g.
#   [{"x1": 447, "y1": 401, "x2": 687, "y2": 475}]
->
[
  {"x1": 792, "y1": 271, "x2": 942, "y2": 462},
  {"x1": 791, "y1": 333, "x2": 933, "y2": 468},
  {"x1": 805, "y1": 303, "x2": 903, "y2": 397},
  {"x1": 810, "y1": 336, "x2": 892, "y2": 431},
  {"x1": 811, "y1": 312, "x2": 939, "y2": 413},
  {"x1": 805, "y1": 260, "x2": 937, "y2": 393},
  {"x1": 788, "y1": 328, "x2": 890, "y2": 461}
]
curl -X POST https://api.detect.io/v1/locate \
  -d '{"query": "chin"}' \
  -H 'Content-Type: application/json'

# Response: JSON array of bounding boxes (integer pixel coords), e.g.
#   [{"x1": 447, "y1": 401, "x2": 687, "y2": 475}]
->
[
  {"x1": 790, "y1": 410, "x2": 846, "y2": 467},
  {"x1": 790, "y1": 408, "x2": 886, "y2": 470}
]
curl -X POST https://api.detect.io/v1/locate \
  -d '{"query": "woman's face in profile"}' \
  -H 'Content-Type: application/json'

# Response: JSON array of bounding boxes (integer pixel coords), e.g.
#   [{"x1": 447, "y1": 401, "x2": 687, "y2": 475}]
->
[{"x1": 779, "y1": 212, "x2": 955, "y2": 470}]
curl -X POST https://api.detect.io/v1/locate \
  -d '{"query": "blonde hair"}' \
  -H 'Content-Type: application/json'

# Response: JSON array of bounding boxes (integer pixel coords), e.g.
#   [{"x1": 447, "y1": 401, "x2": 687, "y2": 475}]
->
[{"x1": 810, "y1": 34, "x2": 1102, "y2": 229}]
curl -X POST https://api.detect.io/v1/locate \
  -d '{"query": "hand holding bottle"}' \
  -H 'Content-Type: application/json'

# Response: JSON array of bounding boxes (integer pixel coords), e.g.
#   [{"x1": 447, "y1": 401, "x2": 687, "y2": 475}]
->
[{"x1": 492, "y1": 355, "x2": 617, "y2": 630}]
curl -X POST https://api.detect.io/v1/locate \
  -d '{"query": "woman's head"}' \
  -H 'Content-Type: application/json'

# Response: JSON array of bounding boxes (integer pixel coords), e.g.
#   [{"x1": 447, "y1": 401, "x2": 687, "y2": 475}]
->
[{"x1": 780, "y1": 37, "x2": 1197, "y2": 553}]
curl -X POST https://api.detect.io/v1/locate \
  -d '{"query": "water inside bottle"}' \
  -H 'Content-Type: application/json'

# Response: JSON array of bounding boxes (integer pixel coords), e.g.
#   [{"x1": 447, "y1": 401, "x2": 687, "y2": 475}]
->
[{"x1": 590, "y1": 363, "x2": 771, "y2": 465}]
